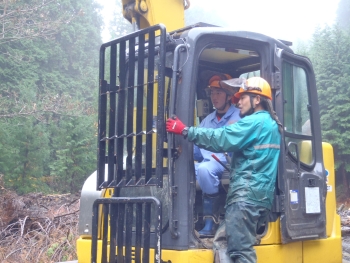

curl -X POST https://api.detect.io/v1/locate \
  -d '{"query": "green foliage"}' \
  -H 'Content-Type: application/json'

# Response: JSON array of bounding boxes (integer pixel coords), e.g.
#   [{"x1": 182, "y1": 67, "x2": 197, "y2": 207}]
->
[
  {"x1": 0, "y1": 0, "x2": 102, "y2": 194},
  {"x1": 308, "y1": 25, "x2": 350, "y2": 172},
  {"x1": 49, "y1": 115, "x2": 96, "y2": 193},
  {"x1": 46, "y1": 242, "x2": 60, "y2": 257},
  {"x1": 0, "y1": 118, "x2": 51, "y2": 194}
]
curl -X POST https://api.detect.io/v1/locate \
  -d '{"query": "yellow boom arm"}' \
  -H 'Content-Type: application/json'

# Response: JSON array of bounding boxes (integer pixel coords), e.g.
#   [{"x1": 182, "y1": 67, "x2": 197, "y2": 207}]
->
[{"x1": 121, "y1": 0, "x2": 189, "y2": 31}]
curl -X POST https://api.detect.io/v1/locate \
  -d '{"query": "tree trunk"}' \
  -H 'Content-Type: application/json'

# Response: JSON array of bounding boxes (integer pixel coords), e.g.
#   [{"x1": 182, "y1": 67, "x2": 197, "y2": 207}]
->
[{"x1": 341, "y1": 163, "x2": 350, "y2": 198}]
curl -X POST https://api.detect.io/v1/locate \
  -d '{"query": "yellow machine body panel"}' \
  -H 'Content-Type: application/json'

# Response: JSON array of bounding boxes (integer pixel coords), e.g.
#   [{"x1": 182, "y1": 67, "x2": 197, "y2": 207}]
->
[
  {"x1": 302, "y1": 142, "x2": 342, "y2": 263},
  {"x1": 75, "y1": 144, "x2": 342, "y2": 261},
  {"x1": 76, "y1": 237, "x2": 339, "y2": 263},
  {"x1": 322, "y1": 142, "x2": 340, "y2": 237}
]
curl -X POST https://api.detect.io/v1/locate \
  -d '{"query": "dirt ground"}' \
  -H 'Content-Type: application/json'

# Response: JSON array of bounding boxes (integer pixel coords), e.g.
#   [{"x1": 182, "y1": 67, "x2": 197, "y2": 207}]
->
[{"x1": 1, "y1": 187, "x2": 350, "y2": 263}]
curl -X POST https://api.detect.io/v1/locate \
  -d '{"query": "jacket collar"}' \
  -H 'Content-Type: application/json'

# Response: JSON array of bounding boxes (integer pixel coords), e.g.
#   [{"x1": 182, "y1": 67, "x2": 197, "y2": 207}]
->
[{"x1": 210, "y1": 104, "x2": 239, "y2": 122}]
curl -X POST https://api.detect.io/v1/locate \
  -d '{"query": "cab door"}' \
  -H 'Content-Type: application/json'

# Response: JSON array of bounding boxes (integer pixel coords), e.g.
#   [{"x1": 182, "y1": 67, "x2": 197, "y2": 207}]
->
[{"x1": 273, "y1": 47, "x2": 327, "y2": 243}]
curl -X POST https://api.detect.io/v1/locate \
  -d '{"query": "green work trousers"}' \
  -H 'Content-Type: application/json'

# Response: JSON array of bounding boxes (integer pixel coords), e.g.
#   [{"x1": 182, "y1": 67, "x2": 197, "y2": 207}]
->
[{"x1": 213, "y1": 202, "x2": 270, "y2": 263}]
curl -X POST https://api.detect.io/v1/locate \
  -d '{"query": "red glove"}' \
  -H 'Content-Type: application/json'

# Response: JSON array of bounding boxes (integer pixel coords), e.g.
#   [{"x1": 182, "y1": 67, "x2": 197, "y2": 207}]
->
[{"x1": 166, "y1": 117, "x2": 187, "y2": 135}]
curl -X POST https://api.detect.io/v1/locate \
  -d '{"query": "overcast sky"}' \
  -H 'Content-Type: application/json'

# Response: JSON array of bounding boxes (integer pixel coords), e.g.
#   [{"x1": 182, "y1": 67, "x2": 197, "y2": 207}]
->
[
  {"x1": 186, "y1": 0, "x2": 340, "y2": 44},
  {"x1": 100, "y1": 0, "x2": 340, "y2": 45}
]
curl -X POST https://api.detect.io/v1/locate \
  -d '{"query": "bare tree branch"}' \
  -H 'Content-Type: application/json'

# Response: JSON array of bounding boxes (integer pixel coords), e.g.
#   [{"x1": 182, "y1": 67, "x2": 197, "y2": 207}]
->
[
  {"x1": 0, "y1": 92, "x2": 95, "y2": 120},
  {"x1": 0, "y1": 0, "x2": 80, "y2": 45}
]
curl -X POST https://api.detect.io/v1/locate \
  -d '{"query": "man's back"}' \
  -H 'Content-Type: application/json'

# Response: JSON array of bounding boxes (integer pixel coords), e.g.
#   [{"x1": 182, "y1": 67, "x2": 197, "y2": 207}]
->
[{"x1": 225, "y1": 110, "x2": 280, "y2": 209}]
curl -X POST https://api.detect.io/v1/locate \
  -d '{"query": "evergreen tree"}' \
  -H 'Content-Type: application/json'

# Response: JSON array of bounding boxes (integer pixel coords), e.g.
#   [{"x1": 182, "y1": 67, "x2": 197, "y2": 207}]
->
[
  {"x1": 0, "y1": 0, "x2": 102, "y2": 194},
  {"x1": 0, "y1": 118, "x2": 51, "y2": 194},
  {"x1": 49, "y1": 115, "x2": 96, "y2": 193},
  {"x1": 308, "y1": 25, "x2": 350, "y2": 196}
]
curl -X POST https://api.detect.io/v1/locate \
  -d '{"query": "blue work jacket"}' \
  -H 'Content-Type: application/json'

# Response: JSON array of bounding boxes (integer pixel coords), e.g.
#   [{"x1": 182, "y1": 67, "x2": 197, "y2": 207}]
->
[
  {"x1": 193, "y1": 104, "x2": 240, "y2": 163},
  {"x1": 188, "y1": 110, "x2": 281, "y2": 209}
]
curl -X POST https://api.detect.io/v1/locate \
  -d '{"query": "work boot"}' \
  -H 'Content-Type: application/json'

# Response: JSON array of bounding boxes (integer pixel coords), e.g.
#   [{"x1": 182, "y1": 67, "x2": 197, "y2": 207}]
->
[{"x1": 198, "y1": 193, "x2": 220, "y2": 237}]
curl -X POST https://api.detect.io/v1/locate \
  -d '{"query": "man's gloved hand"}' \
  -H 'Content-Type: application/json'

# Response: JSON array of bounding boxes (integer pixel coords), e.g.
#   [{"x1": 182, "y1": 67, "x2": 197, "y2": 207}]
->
[{"x1": 166, "y1": 116, "x2": 187, "y2": 135}]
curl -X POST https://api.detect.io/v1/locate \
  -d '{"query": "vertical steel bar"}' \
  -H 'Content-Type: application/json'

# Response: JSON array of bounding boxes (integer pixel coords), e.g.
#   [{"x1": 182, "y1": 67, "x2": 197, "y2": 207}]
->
[
  {"x1": 116, "y1": 41, "x2": 127, "y2": 191},
  {"x1": 167, "y1": 43, "x2": 186, "y2": 238},
  {"x1": 109, "y1": 43, "x2": 117, "y2": 185},
  {"x1": 126, "y1": 37, "x2": 135, "y2": 183},
  {"x1": 117, "y1": 203, "x2": 126, "y2": 262},
  {"x1": 153, "y1": 199, "x2": 162, "y2": 263},
  {"x1": 135, "y1": 203, "x2": 142, "y2": 263},
  {"x1": 135, "y1": 34, "x2": 145, "y2": 183},
  {"x1": 155, "y1": 26, "x2": 166, "y2": 187},
  {"x1": 142, "y1": 203, "x2": 151, "y2": 263},
  {"x1": 91, "y1": 201, "x2": 99, "y2": 263},
  {"x1": 97, "y1": 46, "x2": 107, "y2": 190},
  {"x1": 125, "y1": 203, "x2": 134, "y2": 262},
  {"x1": 145, "y1": 31, "x2": 155, "y2": 183},
  {"x1": 101, "y1": 204, "x2": 109, "y2": 263},
  {"x1": 109, "y1": 203, "x2": 118, "y2": 263}
]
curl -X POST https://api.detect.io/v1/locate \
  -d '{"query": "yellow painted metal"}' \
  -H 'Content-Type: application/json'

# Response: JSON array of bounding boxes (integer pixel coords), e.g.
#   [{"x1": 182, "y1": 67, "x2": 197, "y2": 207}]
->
[
  {"x1": 160, "y1": 249, "x2": 214, "y2": 263},
  {"x1": 259, "y1": 219, "x2": 282, "y2": 245},
  {"x1": 76, "y1": 238, "x2": 100, "y2": 263},
  {"x1": 255, "y1": 242, "x2": 303, "y2": 263},
  {"x1": 301, "y1": 142, "x2": 342, "y2": 263},
  {"x1": 76, "y1": 238, "x2": 307, "y2": 263},
  {"x1": 121, "y1": 0, "x2": 185, "y2": 31},
  {"x1": 303, "y1": 233, "x2": 342, "y2": 263},
  {"x1": 81, "y1": 132, "x2": 341, "y2": 263},
  {"x1": 322, "y1": 142, "x2": 340, "y2": 237},
  {"x1": 163, "y1": 244, "x2": 304, "y2": 263},
  {"x1": 299, "y1": 140, "x2": 313, "y2": 165},
  {"x1": 76, "y1": 238, "x2": 214, "y2": 263}
]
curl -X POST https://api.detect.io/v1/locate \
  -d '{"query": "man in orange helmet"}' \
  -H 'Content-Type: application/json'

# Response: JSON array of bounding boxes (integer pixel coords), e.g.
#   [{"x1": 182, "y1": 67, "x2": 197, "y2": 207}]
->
[
  {"x1": 166, "y1": 77, "x2": 282, "y2": 263},
  {"x1": 194, "y1": 73, "x2": 241, "y2": 237}
]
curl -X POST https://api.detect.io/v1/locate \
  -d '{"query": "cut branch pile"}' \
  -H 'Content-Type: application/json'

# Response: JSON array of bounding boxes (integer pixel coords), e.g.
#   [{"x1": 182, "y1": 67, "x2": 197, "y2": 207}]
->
[
  {"x1": 337, "y1": 203, "x2": 350, "y2": 236},
  {"x1": 1, "y1": 186, "x2": 350, "y2": 262},
  {"x1": 0, "y1": 188, "x2": 80, "y2": 263}
]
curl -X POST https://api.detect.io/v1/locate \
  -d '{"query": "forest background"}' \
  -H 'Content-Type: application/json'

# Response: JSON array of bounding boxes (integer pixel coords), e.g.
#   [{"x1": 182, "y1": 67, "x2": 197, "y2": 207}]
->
[{"x1": 1, "y1": 0, "x2": 350, "y2": 206}]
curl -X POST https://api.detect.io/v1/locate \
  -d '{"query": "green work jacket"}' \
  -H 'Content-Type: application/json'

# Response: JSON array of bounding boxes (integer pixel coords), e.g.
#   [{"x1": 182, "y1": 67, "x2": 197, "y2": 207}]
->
[{"x1": 188, "y1": 110, "x2": 281, "y2": 209}]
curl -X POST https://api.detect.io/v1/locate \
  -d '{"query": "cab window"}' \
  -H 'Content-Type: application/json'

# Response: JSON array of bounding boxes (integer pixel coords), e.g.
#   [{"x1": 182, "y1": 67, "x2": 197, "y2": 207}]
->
[{"x1": 283, "y1": 62, "x2": 314, "y2": 166}]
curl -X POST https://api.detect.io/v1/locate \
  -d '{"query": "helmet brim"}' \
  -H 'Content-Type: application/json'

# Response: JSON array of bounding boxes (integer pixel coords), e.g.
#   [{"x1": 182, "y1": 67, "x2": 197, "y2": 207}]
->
[{"x1": 219, "y1": 78, "x2": 246, "y2": 96}]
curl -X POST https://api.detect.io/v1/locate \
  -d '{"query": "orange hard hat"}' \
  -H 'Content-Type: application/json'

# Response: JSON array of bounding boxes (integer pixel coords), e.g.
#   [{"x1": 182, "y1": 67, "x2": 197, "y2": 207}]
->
[
  {"x1": 233, "y1": 77, "x2": 272, "y2": 100},
  {"x1": 208, "y1": 74, "x2": 232, "y2": 89}
]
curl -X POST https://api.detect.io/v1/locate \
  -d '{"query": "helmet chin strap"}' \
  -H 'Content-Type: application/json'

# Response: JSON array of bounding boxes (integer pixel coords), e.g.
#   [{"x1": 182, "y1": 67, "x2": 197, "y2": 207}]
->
[{"x1": 216, "y1": 96, "x2": 231, "y2": 112}]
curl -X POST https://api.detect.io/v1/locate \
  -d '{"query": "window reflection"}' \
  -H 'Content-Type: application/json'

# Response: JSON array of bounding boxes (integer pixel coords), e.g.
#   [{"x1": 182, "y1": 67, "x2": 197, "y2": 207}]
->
[{"x1": 283, "y1": 62, "x2": 314, "y2": 166}]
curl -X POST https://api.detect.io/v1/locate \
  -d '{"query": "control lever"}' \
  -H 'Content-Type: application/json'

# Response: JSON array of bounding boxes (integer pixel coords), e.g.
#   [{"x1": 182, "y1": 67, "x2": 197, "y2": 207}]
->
[{"x1": 211, "y1": 154, "x2": 230, "y2": 172}]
